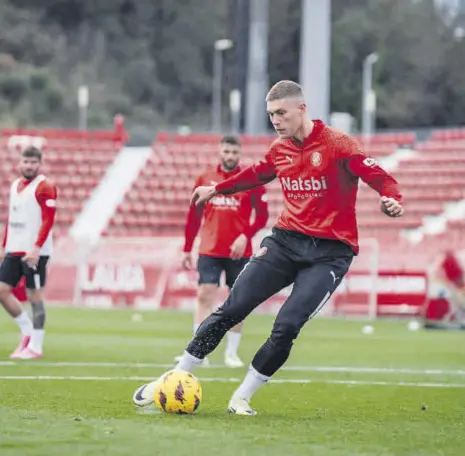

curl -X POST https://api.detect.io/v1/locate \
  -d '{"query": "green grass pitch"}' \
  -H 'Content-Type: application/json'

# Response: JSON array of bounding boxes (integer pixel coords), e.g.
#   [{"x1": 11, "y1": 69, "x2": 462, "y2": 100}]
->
[{"x1": 0, "y1": 307, "x2": 464, "y2": 455}]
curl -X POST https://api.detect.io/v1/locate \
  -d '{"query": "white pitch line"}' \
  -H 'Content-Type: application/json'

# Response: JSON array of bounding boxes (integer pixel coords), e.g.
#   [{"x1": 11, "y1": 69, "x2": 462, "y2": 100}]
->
[
  {"x1": 0, "y1": 376, "x2": 240, "y2": 382},
  {"x1": 0, "y1": 375, "x2": 464, "y2": 388},
  {"x1": 268, "y1": 379, "x2": 465, "y2": 388},
  {"x1": 282, "y1": 366, "x2": 465, "y2": 375},
  {"x1": 0, "y1": 361, "x2": 464, "y2": 376}
]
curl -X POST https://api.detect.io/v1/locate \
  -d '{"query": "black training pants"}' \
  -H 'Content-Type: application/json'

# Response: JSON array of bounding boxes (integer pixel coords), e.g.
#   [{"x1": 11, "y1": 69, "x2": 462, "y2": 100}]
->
[{"x1": 186, "y1": 227, "x2": 354, "y2": 376}]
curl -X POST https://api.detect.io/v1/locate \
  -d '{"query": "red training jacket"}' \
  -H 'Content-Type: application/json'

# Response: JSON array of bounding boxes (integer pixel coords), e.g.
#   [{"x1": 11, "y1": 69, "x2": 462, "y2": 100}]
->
[
  {"x1": 214, "y1": 120, "x2": 402, "y2": 254},
  {"x1": 184, "y1": 165, "x2": 268, "y2": 258}
]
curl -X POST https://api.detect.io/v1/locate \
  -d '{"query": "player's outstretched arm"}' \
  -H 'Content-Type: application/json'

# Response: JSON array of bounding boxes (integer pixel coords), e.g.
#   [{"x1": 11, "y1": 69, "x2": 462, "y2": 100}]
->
[
  {"x1": 348, "y1": 156, "x2": 404, "y2": 217},
  {"x1": 183, "y1": 177, "x2": 205, "y2": 268},
  {"x1": 343, "y1": 137, "x2": 404, "y2": 218},
  {"x1": 191, "y1": 157, "x2": 276, "y2": 207}
]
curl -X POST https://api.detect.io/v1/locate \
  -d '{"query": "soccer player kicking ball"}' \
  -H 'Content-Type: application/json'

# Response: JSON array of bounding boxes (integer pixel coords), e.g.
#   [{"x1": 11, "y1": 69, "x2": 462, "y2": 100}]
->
[
  {"x1": 175, "y1": 135, "x2": 269, "y2": 368},
  {"x1": 0, "y1": 146, "x2": 57, "y2": 359},
  {"x1": 134, "y1": 80, "x2": 403, "y2": 414}
]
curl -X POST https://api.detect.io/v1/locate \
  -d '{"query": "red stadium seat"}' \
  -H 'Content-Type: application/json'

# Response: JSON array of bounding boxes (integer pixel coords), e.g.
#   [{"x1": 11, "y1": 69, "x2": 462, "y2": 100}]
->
[{"x1": 0, "y1": 128, "x2": 124, "y2": 237}]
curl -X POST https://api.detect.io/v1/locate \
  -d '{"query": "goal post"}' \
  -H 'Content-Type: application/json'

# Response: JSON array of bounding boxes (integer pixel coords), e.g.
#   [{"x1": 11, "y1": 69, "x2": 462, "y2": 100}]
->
[{"x1": 331, "y1": 237, "x2": 429, "y2": 319}]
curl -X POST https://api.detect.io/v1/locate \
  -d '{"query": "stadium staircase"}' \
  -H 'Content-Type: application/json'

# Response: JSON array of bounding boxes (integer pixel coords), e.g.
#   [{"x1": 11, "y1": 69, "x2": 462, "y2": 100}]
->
[
  {"x1": 358, "y1": 129, "x2": 465, "y2": 270},
  {"x1": 400, "y1": 129, "x2": 465, "y2": 261},
  {"x1": 70, "y1": 146, "x2": 152, "y2": 244}
]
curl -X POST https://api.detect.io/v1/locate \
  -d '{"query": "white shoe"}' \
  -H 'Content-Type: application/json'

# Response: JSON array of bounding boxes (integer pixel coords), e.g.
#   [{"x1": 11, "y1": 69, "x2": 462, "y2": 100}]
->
[
  {"x1": 227, "y1": 397, "x2": 257, "y2": 416},
  {"x1": 173, "y1": 354, "x2": 210, "y2": 367},
  {"x1": 224, "y1": 353, "x2": 244, "y2": 368},
  {"x1": 132, "y1": 379, "x2": 159, "y2": 407}
]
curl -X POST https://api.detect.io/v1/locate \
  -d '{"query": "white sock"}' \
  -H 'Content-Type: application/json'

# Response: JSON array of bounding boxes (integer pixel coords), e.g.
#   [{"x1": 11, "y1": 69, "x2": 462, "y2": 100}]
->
[
  {"x1": 226, "y1": 331, "x2": 242, "y2": 357},
  {"x1": 28, "y1": 329, "x2": 45, "y2": 354},
  {"x1": 14, "y1": 311, "x2": 33, "y2": 336},
  {"x1": 233, "y1": 366, "x2": 270, "y2": 401},
  {"x1": 193, "y1": 323, "x2": 200, "y2": 336},
  {"x1": 175, "y1": 351, "x2": 204, "y2": 373}
]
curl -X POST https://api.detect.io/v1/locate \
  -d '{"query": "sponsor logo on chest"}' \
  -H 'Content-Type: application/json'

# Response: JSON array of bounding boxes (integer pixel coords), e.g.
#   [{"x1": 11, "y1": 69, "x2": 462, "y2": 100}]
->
[
  {"x1": 209, "y1": 195, "x2": 241, "y2": 208},
  {"x1": 276, "y1": 147, "x2": 330, "y2": 199},
  {"x1": 280, "y1": 176, "x2": 328, "y2": 200}
]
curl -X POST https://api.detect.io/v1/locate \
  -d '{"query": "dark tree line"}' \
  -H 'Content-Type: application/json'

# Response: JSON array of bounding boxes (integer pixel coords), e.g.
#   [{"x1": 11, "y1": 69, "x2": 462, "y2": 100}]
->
[{"x1": 0, "y1": 0, "x2": 464, "y2": 134}]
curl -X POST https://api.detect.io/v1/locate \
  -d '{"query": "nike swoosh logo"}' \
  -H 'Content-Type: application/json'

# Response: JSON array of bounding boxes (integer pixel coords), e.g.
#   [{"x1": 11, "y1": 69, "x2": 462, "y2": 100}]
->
[{"x1": 134, "y1": 384, "x2": 147, "y2": 402}]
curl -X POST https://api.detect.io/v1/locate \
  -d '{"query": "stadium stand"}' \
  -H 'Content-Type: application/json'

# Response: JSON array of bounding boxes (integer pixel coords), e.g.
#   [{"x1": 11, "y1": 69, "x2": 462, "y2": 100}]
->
[
  {"x1": 105, "y1": 128, "x2": 465, "y2": 275},
  {"x1": 399, "y1": 134, "x2": 465, "y2": 264},
  {"x1": 105, "y1": 131, "x2": 413, "y2": 238},
  {"x1": 359, "y1": 132, "x2": 465, "y2": 270},
  {"x1": 1, "y1": 125, "x2": 455, "y2": 317},
  {"x1": 2, "y1": 123, "x2": 463, "y2": 275},
  {"x1": 105, "y1": 133, "x2": 274, "y2": 237},
  {"x1": 0, "y1": 116, "x2": 128, "y2": 239}
]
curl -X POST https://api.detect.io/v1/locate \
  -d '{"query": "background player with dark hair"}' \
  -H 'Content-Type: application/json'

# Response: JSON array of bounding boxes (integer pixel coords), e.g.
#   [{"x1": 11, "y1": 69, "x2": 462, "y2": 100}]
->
[
  {"x1": 134, "y1": 80, "x2": 404, "y2": 414},
  {"x1": 0, "y1": 146, "x2": 57, "y2": 359},
  {"x1": 177, "y1": 135, "x2": 269, "y2": 367}
]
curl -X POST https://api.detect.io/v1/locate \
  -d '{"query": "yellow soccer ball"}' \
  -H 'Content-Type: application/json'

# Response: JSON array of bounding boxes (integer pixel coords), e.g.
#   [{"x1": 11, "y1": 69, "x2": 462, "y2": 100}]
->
[{"x1": 154, "y1": 369, "x2": 202, "y2": 414}]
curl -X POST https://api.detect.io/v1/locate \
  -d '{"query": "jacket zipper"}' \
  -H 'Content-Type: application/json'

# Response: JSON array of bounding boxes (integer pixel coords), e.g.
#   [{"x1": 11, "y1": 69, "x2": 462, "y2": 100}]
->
[{"x1": 300, "y1": 143, "x2": 304, "y2": 170}]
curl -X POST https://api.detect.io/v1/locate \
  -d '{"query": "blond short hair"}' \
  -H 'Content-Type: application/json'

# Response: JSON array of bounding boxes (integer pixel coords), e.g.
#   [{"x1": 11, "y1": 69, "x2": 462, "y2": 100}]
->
[{"x1": 265, "y1": 80, "x2": 304, "y2": 102}]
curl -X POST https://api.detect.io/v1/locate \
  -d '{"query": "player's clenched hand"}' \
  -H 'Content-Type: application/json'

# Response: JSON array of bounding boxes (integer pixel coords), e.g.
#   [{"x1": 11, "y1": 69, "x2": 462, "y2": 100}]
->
[
  {"x1": 23, "y1": 246, "x2": 40, "y2": 268},
  {"x1": 230, "y1": 234, "x2": 248, "y2": 260},
  {"x1": 191, "y1": 186, "x2": 217, "y2": 206},
  {"x1": 182, "y1": 252, "x2": 193, "y2": 270},
  {"x1": 380, "y1": 196, "x2": 404, "y2": 217},
  {"x1": 0, "y1": 247, "x2": 4, "y2": 262}
]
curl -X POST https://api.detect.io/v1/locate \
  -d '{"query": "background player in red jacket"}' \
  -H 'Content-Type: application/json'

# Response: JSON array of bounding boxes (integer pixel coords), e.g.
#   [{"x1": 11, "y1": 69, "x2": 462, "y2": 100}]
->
[
  {"x1": 0, "y1": 146, "x2": 57, "y2": 359},
  {"x1": 178, "y1": 135, "x2": 269, "y2": 367}
]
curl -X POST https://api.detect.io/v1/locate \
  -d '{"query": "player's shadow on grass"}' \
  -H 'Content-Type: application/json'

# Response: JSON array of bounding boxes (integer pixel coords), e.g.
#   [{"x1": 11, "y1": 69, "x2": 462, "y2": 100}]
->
[{"x1": 142, "y1": 407, "x2": 325, "y2": 422}]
